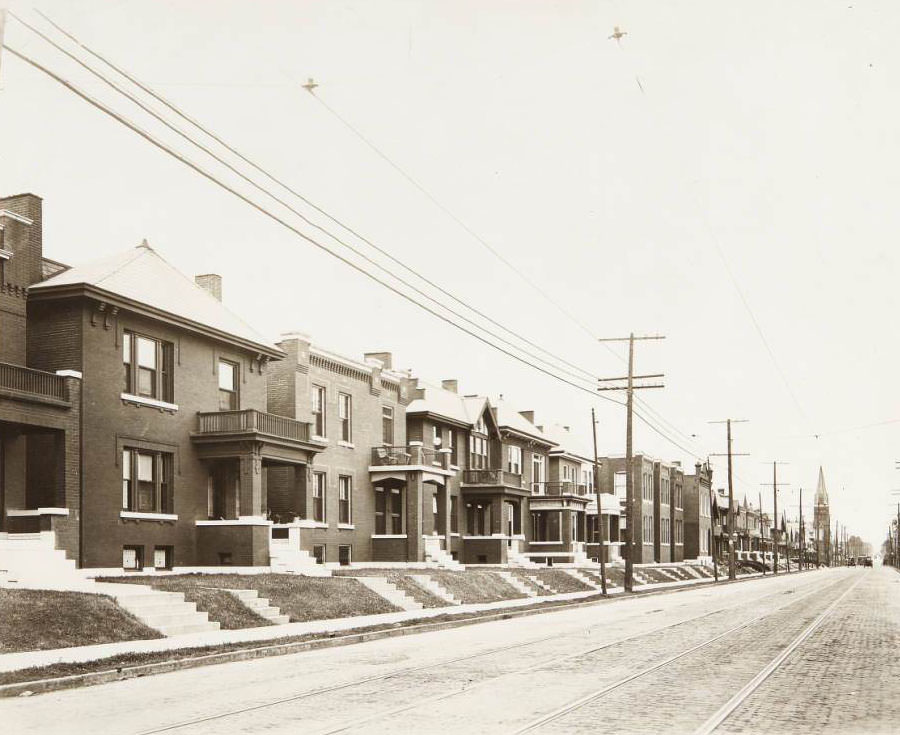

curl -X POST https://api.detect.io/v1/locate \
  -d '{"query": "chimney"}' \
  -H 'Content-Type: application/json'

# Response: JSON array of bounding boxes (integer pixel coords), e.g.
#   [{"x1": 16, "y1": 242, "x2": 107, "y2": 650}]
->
[
  {"x1": 441, "y1": 379, "x2": 458, "y2": 393},
  {"x1": 519, "y1": 410, "x2": 535, "y2": 424},
  {"x1": 364, "y1": 352, "x2": 392, "y2": 370},
  {"x1": 195, "y1": 273, "x2": 222, "y2": 301}
]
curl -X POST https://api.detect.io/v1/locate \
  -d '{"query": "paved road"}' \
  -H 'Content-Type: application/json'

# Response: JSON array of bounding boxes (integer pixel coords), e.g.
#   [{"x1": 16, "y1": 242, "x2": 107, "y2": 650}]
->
[{"x1": 4, "y1": 567, "x2": 896, "y2": 734}]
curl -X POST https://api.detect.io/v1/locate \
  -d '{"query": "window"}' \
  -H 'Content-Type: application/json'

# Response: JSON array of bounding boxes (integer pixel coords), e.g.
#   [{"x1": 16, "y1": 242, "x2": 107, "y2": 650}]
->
[
  {"x1": 338, "y1": 475, "x2": 351, "y2": 524},
  {"x1": 339, "y1": 545, "x2": 352, "y2": 566},
  {"x1": 123, "y1": 331, "x2": 174, "y2": 401},
  {"x1": 382, "y1": 406, "x2": 394, "y2": 445},
  {"x1": 449, "y1": 429, "x2": 459, "y2": 466},
  {"x1": 507, "y1": 445, "x2": 522, "y2": 474},
  {"x1": 614, "y1": 471, "x2": 627, "y2": 501},
  {"x1": 450, "y1": 495, "x2": 458, "y2": 533},
  {"x1": 312, "y1": 385, "x2": 326, "y2": 437},
  {"x1": 469, "y1": 435, "x2": 488, "y2": 469},
  {"x1": 531, "y1": 511, "x2": 561, "y2": 542},
  {"x1": 123, "y1": 546, "x2": 143, "y2": 571},
  {"x1": 661, "y1": 477, "x2": 670, "y2": 506},
  {"x1": 432, "y1": 425, "x2": 441, "y2": 448},
  {"x1": 375, "y1": 487, "x2": 403, "y2": 534},
  {"x1": 218, "y1": 359, "x2": 238, "y2": 410},
  {"x1": 467, "y1": 502, "x2": 492, "y2": 536},
  {"x1": 313, "y1": 545, "x2": 325, "y2": 564},
  {"x1": 675, "y1": 484, "x2": 682, "y2": 509},
  {"x1": 122, "y1": 448, "x2": 173, "y2": 513},
  {"x1": 532, "y1": 453, "x2": 545, "y2": 491},
  {"x1": 338, "y1": 393, "x2": 352, "y2": 442},
  {"x1": 154, "y1": 546, "x2": 173, "y2": 570},
  {"x1": 312, "y1": 472, "x2": 326, "y2": 523}
]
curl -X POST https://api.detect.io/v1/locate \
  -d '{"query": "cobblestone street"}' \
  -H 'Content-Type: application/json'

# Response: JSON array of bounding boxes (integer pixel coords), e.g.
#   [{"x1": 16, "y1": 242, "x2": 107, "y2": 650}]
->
[{"x1": 5, "y1": 567, "x2": 896, "y2": 734}]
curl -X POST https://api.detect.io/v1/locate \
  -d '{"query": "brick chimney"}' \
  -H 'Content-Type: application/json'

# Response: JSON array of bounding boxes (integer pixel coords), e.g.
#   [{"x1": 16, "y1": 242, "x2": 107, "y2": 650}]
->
[
  {"x1": 441, "y1": 379, "x2": 458, "y2": 393},
  {"x1": 364, "y1": 352, "x2": 392, "y2": 370},
  {"x1": 195, "y1": 273, "x2": 222, "y2": 301}
]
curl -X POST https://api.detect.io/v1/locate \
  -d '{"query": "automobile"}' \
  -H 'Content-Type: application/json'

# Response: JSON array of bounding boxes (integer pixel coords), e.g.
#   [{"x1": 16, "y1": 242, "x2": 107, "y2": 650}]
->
[
  {"x1": 848, "y1": 557, "x2": 857, "y2": 566},
  {"x1": 863, "y1": 556, "x2": 873, "y2": 567}
]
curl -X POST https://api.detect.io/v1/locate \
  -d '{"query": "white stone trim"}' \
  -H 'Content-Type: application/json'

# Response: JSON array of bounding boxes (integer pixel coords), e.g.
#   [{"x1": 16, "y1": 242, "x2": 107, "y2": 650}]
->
[
  {"x1": 0, "y1": 209, "x2": 34, "y2": 225},
  {"x1": 368, "y1": 465, "x2": 454, "y2": 477},
  {"x1": 289, "y1": 519, "x2": 329, "y2": 529},
  {"x1": 529, "y1": 540, "x2": 565, "y2": 545},
  {"x1": 121, "y1": 393, "x2": 179, "y2": 412},
  {"x1": 120, "y1": 511, "x2": 178, "y2": 521},
  {"x1": 55, "y1": 370, "x2": 83, "y2": 379},
  {"x1": 311, "y1": 435, "x2": 329, "y2": 443},
  {"x1": 337, "y1": 440, "x2": 355, "y2": 449},
  {"x1": 196, "y1": 517, "x2": 272, "y2": 527},
  {"x1": 6, "y1": 507, "x2": 70, "y2": 517},
  {"x1": 0, "y1": 248, "x2": 12, "y2": 260},
  {"x1": 337, "y1": 523, "x2": 356, "y2": 530},
  {"x1": 371, "y1": 534, "x2": 407, "y2": 539}
]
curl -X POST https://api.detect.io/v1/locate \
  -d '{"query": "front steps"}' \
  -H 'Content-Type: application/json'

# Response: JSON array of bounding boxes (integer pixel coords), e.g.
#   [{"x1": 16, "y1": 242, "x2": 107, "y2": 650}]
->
[
  {"x1": 226, "y1": 588, "x2": 290, "y2": 625},
  {"x1": 424, "y1": 543, "x2": 464, "y2": 571},
  {"x1": 563, "y1": 568, "x2": 603, "y2": 590},
  {"x1": 0, "y1": 532, "x2": 90, "y2": 589},
  {"x1": 507, "y1": 549, "x2": 540, "y2": 569},
  {"x1": 269, "y1": 541, "x2": 331, "y2": 577},
  {"x1": 496, "y1": 570, "x2": 539, "y2": 597},
  {"x1": 92, "y1": 583, "x2": 222, "y2": 636},
  {"x1": 354, "y1": 576, "x2": 423, "y2": 611},
  {"x1": 523, "y1": 574, "x2": 558, "y2": 594},
  {"x1": 410, "y1": 574, "x2": 461, "y2": 605}
]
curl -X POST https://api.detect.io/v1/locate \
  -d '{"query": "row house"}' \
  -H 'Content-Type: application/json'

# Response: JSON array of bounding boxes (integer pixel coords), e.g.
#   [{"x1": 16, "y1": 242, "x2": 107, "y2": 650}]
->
[
  {"x1": 597, "y1": 454, "x2": 657, "y2": 564},
  {"x1": 683, "y1": 462, "x2": 713, "y2": 563},
  {"x1": 653, "y1": 461, "x2": 685, "y2": 563}
]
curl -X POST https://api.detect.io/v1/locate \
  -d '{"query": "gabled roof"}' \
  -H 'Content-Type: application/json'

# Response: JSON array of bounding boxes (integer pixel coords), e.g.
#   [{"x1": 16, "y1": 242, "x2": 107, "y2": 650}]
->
[
  {"x1": 492, "y1": 398, "x2": 556, "y2": 446},
  {"x1": 30, "y1": 242, "x2": 282, "y2": 357},
  {"x1": 543, "y1": 423, "x2": 593, "y2": 462},
  {"x1": 405, "y1": 382, "x2": 489, "y2": 427}
]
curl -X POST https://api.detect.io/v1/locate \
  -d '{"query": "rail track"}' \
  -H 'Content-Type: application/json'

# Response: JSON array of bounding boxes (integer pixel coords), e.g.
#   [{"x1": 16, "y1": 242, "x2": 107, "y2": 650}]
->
[{"x1": 136, "y1": 572, "x2": 842, "y2": 735}]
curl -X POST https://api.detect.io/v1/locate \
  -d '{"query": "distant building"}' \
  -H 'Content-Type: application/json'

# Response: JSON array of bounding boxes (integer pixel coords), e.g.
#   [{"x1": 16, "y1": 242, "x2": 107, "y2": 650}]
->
[{"x1": 813, "y1": 466, "x2": 831, "y2": 565}]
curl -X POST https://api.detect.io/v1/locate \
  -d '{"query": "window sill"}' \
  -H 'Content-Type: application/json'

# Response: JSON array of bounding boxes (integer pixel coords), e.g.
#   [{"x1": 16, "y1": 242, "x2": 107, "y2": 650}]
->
[
  {"x1": 121, "y1": 393, "x2": 179, "y2": 412},
  {"x1": 121, "y1": 511, "x2": 178, "y2": 522},
  {"x1": 371, "y1": 534, "x2": 406, "y2": 539},
  {"x1": 338, "y1": 523, "x2": 355, "y2": 530},
  {"x1": 312, "y1": 435, "x2": 329, "y2": 443},
  {"x1": 338, "y1": 440, "x2": 355, "y2": 449}
]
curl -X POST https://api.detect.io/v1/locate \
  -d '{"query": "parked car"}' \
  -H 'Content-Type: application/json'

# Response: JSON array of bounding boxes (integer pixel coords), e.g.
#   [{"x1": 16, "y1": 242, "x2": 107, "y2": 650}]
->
[
  {"x1": 848, "y1": 557, "x2": 857, "y2": 566},
  {"x1": 863, "y1": 556, "x2": 874, "y2": 567}
]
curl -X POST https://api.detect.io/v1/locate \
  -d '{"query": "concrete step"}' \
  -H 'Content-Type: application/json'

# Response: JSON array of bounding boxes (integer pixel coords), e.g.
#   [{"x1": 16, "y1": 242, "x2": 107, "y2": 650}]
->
[
  {"x1": 355, "y1": 577, "x2": 423, "y2": 611},
  {"x1": 221, "y1": 588, "x2": 291, "y2": 625},
  {"x1": 564, "y1": 569, "x2": 603, "y2": 590},
  {"x1": 158, "y1": 621, "x2": 221, "y2": 636},
  {"x1": 410, "y1": 574, "x2": 461, "y2": 605},
  {"x1": 524, "y1": 575, "x2": 558, "y2": 594},
  {"x1": 496, "y1": 571, "x2": 538, "y2": 597},
  {"x1": 137, "y1": 610, "x2": 211, "y2": 628}
]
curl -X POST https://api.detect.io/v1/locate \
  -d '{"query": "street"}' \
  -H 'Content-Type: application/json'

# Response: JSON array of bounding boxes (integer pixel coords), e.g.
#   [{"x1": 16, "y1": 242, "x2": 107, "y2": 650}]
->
[{"x1": 4, "y1": 567, "x2": 898, "y2": 734}]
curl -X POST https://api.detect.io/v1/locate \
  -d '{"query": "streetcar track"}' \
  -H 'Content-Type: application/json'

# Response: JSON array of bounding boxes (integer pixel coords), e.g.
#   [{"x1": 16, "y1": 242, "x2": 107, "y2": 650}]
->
[
  {"x1": 138, "y1": 576, "x2": 815, "y2": 735},
  {"x1": 512, "y1": 573, "x2": 855, "y2": 734},
  {"x1": 693, "y1": 573, "x2": 865, "y2": 735}
]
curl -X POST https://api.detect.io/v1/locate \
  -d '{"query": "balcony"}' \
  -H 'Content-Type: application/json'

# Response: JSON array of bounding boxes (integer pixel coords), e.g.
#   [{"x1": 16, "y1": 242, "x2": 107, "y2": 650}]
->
[
  {"x1": 192, "y1": 409, "x2": 324, "y2": 461},
  {"x1": 531, "y1": 481, "x2": 592, "y2": 497},
  {"x1": 462, "y1": 468, "x2": 522, "y2": 488},
  {"x1": 0, "y1": 362, "x2": 69, "y2": 406}
]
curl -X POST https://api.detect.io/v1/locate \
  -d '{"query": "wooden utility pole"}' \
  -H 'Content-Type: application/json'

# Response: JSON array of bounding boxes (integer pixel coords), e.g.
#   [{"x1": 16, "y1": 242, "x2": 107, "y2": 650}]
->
[
  {"x1": 709, "y1": 484, "x2": 719, "y2": 582},
  {"x1": 709, "y1": 419, "x2": 749, "y2": 581},
  {"x1": 761, "y1": 462, "x2": 790, "y2": 575},
  {"x1": 757, "y1": 490, "x2": 765, "y2": 575},
  {"x1": 597, "y1": 333, "x2": 665, "y2": 593},
  {"x1": 799, "y1": 487, "x2": 805, "y2": 570},
  {"x1": 590, "y1": 407, "x2": 607, "y2": 596}
]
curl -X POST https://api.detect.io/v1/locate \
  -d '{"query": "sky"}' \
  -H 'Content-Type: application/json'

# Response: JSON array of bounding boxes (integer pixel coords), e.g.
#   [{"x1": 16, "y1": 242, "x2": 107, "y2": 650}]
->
[{"x1": 2, "y1": 1, "x2": 898, "y2": 549}]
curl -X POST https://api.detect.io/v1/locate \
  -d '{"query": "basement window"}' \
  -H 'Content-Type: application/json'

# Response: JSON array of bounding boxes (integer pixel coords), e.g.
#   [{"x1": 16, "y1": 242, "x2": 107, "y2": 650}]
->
[
  {"x1": 154, "y1": 546, "x2": 173, "y2": 570},
  {"x1": 313, "y1": 545, "x2": 326, "y2": 564},
  {"x1": 123, "y1": 545, "x2": 143, "y2": 571}
]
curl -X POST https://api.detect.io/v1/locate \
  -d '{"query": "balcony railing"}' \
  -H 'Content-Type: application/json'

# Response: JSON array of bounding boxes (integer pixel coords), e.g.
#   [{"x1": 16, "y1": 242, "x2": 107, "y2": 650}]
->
[
  {"x1": 531, "y1": 481, "x2": 592, "y2": 496},
  {"x1": 196, "y1": 409, "x2": 311, "y2": 442},
  {"x1": 370, "y1": 445, "x2": 451, "y2": 470},
  {"x1": 462, "y1": 468, "x2": 522, "y2": 488},
  {"x1": 0, "y1": 362, "x2": 68, "y2": 402}
]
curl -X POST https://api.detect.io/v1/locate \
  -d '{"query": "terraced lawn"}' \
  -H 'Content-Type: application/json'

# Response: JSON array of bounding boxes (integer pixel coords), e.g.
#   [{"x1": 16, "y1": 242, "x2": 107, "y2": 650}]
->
[
  {"x1": 0, "y1": 589, "x2": 162, "y2": 653},
  {"x1": 529, "y1": 569, "x2": 594, "y2": 593},
  {"x1": 332, "y1": 569, "x2": 449, "y2": 608},
  {"x1": 424, "y1": 570, "x2": 525, "y2": 603}
]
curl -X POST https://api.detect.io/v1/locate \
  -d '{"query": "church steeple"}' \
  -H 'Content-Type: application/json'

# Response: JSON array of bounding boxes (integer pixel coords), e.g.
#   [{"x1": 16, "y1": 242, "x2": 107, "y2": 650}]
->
[{"x1": 815, "y1": 466, "x2": 829, "y2": 506}]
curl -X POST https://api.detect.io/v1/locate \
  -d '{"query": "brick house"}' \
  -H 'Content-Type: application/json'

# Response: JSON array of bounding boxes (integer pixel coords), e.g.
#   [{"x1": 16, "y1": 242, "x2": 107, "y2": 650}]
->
[
  {"x1": 0, "y1": 194, "x2": 82, "y2": 562},
  {"x1": 598, "y1": 454, "x2": 657, "y2": 564},
  {"x1": 683, "y1": 461, "x2": 713, "y2": 562}
]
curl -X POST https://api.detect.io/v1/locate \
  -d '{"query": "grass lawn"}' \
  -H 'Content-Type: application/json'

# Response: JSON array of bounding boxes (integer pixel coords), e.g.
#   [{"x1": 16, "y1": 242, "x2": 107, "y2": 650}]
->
[
  {"x1": 111, "y1": 575, "x2": 400, "y2": 623},
  {"x1": 0, "y1": 589, "x2": 161, "y2": 654},
  {"x1": 530, "y1": 569, "x2": 594, "y2": 593},
  {"x1": 332, "y1": 569, "x2": 449, "y2": 608},
  {"x1": 105, "y1": 576, "x2": 273, "y2": 629},
  {"x1": 424, "y1": 570, "x2": 524, "y2": 604}
]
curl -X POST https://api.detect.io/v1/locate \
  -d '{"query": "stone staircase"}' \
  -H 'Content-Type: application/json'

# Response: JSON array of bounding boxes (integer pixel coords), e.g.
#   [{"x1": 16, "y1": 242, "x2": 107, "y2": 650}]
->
[
  {"x1": 632, "y1": 569, "x2": 651, "y2": 585},
  {"x1": 524, "y1": 574, "x2": 558, "y2": 594},
  {"x1": 563, "y1": 568, "x2": 604, "y2": 590},
  {"x1": 0, "y1": 532, "x2": 90, "y2": 588},
  {"x1": 269, "y1": 540, "x2": 331, "y2": 577},
  {"x1": 354, "y1": 576, "x2": 423, "y2": 611},
  {"x1": 495, "y1": 570, "x2": 538, "y2": 597},
  {"x1": 93, "y1": 583, "x2": 222, "y2": 637},
  {"x1": 424, "y1": 540, "x2": 464, "y2": 570},
  {"x1": 225, "y1": 588, "x2": 290, "y2": 625},
  {"x1": 507, "y1": 548, "x2": 540, "y2": 569},
  {"x1": 410, "y1": 574, "x2": 462, "y2": 605}
]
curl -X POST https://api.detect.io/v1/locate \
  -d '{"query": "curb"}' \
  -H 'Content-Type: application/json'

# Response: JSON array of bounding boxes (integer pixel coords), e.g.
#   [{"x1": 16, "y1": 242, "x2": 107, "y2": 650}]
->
[{"x1": 0, "y1": 567, "x2": 819, "y2": 698}]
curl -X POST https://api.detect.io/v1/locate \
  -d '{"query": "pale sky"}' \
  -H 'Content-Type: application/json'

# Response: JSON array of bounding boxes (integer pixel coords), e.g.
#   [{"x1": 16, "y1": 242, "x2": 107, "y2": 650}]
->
[{"x1": 2, "y1": 1, "x2": 898, "y2": 549}]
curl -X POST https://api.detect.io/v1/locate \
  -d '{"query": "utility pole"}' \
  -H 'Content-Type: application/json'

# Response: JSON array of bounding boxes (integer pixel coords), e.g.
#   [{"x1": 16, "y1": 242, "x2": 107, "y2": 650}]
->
[
  {"x1": 597, "y1": 333, "x2": 665, "y2": 593},
  {"x1": 799, "y1": 487, "x2": 805, "y2": 570},
  {"x1": 758, "y1": 490, "x2": 765, "y2": 575},
  {"x1": 590, "y1": 407, "x2": 607, "y2": 596},
  {"x1": 709, "y1": 419, "x2": 749, "y2": 581},
  {"x1": 761, "y1": 462, "x2": 789, "y2": 575},
  {"x1": 709, "y1": 484, "x2": 719, "y2": 582}
]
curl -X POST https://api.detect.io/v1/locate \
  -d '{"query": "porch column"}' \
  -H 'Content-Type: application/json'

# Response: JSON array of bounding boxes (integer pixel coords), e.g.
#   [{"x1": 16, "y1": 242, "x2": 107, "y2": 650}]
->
[
  {"x1": 439, "y1": 449, "x2": 452, "y2": 547},
  {"x1": 239, "y1": 448, "x2": 264, "y2": 518},
  {"x1": 406, "y1": 471, "x2": 424, "y2": 561},
  {"x1": 490, "y1": 497, "x2": 504, "y2": 534}
]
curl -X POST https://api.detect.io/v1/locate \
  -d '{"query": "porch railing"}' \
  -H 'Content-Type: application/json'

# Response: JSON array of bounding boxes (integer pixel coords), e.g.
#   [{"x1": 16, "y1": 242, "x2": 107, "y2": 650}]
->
[
  {"x1": 371, "y1": 445, "x2": 413, "y2": 465},
  {"x1": 196, "y1": 409, "x2": 312, "y2": 442},
  {"x1": 531, "y1": 481, "x2": 592, "y2": 496},
  {"x1": 0, "y1": 362, "x2": 68, "y2": 402},
  {"x1": 462, "y1": 468, "x2": 522, "y2": 488}
]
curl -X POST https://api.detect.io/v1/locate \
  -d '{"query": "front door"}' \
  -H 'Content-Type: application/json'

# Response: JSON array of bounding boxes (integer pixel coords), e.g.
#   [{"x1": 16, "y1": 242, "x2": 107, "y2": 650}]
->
[{"x1": 210, "y1": 461, "x2": 238, "y2": 520}]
